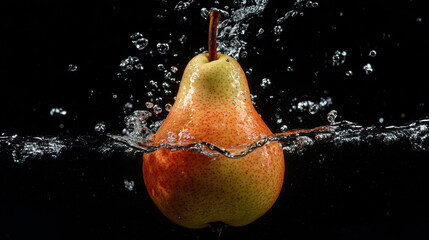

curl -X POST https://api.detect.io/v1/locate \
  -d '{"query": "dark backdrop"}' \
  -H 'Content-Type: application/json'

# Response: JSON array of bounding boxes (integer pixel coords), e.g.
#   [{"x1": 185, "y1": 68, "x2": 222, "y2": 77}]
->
[{"x1": 1, "y1": 0, "x2": 428, "y2": 239}]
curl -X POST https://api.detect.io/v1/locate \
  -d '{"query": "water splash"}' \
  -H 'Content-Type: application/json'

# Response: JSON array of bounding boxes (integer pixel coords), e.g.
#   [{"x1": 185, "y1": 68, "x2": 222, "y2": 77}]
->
[
  {"x1": 199, "y1": 0, "x2": 269, "y2": 59},
  {"x1": 1, "y1": 119, "x2": 428, "y2": 163},
  {"x1": 290, "y1": 97, "x2": 333, "y2": 114},
  {"x1": 109, "y1": 119, "x2": 429, "y2": 158}
]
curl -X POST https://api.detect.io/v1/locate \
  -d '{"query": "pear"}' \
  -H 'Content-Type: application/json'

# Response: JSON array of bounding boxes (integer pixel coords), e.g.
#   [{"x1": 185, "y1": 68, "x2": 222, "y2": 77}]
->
[{"x1": 142, "y1": 10, "x2": 284, "y2": 229}]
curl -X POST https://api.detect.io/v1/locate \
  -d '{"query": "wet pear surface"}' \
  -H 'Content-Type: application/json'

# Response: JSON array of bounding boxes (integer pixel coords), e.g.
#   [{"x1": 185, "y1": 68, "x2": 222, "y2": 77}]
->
[{"x1": 143, "y1": 54, "x2": 285, "y2": 228}]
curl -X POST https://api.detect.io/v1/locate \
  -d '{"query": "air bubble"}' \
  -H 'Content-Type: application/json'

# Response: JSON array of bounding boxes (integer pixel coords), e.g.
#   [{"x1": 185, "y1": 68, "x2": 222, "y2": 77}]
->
[{"x1": 369, "y1": 50, "x2": 377, "y2": 57}]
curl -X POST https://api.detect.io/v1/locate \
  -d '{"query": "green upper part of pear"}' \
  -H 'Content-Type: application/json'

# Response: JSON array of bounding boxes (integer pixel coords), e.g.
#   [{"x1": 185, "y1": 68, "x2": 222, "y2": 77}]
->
[{"x1": 175, "y1": 54, "x2": 252, "y2": 108}]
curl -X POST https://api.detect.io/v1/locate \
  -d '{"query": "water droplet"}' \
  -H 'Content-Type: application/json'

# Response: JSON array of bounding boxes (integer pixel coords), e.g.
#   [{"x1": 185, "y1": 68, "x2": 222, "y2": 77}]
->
[
  {"x1": 178, "y1": 34, "x2": 187, "y2": 44},
  {"x1": 309, "y1": 1, "x2": 319, "y2": 8},
  {"x1": 162, "y1": 82, "x2": 170, "y2": 89},
  {"x1": 240, "y1": 51, "x2": 248, "y2": 58},
  {"x1": 165, "y1": 103, "x2": 172, "y2": 112},
  {"x1": 274, "y1": 25, "x2": 283, "y2": 35},
  {"x1": 153, "y1": 105, "x2": 162, "y2": 114},
  {"x1": 156, "y1": 43, "x2": 170, "y2": 54},
  {"x1": 327, "y1": 110, "x2": 338, "y2": 124},
  {"x1": 164, "y1": 70, "x2": 172, "y2": 80},
  {"x1": 130, "y1": 32, "x2": 149, "y2": 50},
  {"x1": 250, "y1": 94, "x2": 257, "y2": 105},
  {"x1": 174, "y1": 1, "x2": 191, "y2": 11},
  {"x1": 166, "y1": 131, "x2": 176, "y2": 143},
  {"x1": 149, "y1": 80, "x2": 158, "y2": 88},
  {"x1": 124, "y1": 102, "x2": 133, "y2": 110},
  {"x1": 379, "y1": 117, "x2": 384, "y2": 124},
  {"x1": 157, "y1": 64, "x2": 165, "y2": 71},
  {"x1": 260, "y1": 78, "x2": 271, "y2": 89},
  {"x1": 119, "y1": 56, "x2": 140, "y2": 71},
  {"x1": 345, "y1": 70, "x2": 353, "y2": 76},
  {"x1": 94, "y1": 122, "x2": 106, "y2": 133},
  {"x1": 200, "y1": 8, "x2": 209, "y2": 19},
  {"x1": 280, "y1": 125, "x2": 288, "y2": 132},
  {"x1": 124, "y1": 180, "x2": 135, "y2": 191},
  {"x1": 332, "y1": 50, "x2": 347, "y2": 66},
  {"x1": 50, "y1": 107, "x2": 67, "y2": 116},
  {"x1": 135, "y1": 63, "x2": 144, "y2": 70},
  {"x1": 68, "y1": 64, "x2": 77, "y2": 72},
  {"x1": 416, "y1": 17, "x2": 422, "y2": 22},
  {"x1": 170, "y1": 66, "x2": 178, "y2": 73},
  {"x1": 309, "y1": 104, "x2": 319, "y2": 115},
  {"x1": 145, "y1": 102, "x2": 154, "y2": 109},
  {"x1": 297, "y1": 136, "x2": 314, "y2": 148},
  {"x1": 363, "y1": 63, "x2": 373, "y2": 75}
]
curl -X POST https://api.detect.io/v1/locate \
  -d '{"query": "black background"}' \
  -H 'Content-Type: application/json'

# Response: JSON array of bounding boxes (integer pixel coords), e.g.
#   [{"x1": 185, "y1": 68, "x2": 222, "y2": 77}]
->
[{"x1": 1, "y1": 0, "x2": 429, "y2": 239}]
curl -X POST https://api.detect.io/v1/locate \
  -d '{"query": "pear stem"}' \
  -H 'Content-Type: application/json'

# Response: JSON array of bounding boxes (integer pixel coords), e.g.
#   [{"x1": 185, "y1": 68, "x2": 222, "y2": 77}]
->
[{"x1": 208, "y1": 10, "x2": 221, "y2": 62}]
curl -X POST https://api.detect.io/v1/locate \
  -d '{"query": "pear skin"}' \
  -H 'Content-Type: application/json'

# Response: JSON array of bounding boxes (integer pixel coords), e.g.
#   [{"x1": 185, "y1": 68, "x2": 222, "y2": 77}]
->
[{"x1": 142, "y1": 53, "x2": 285, "y2": 229}]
